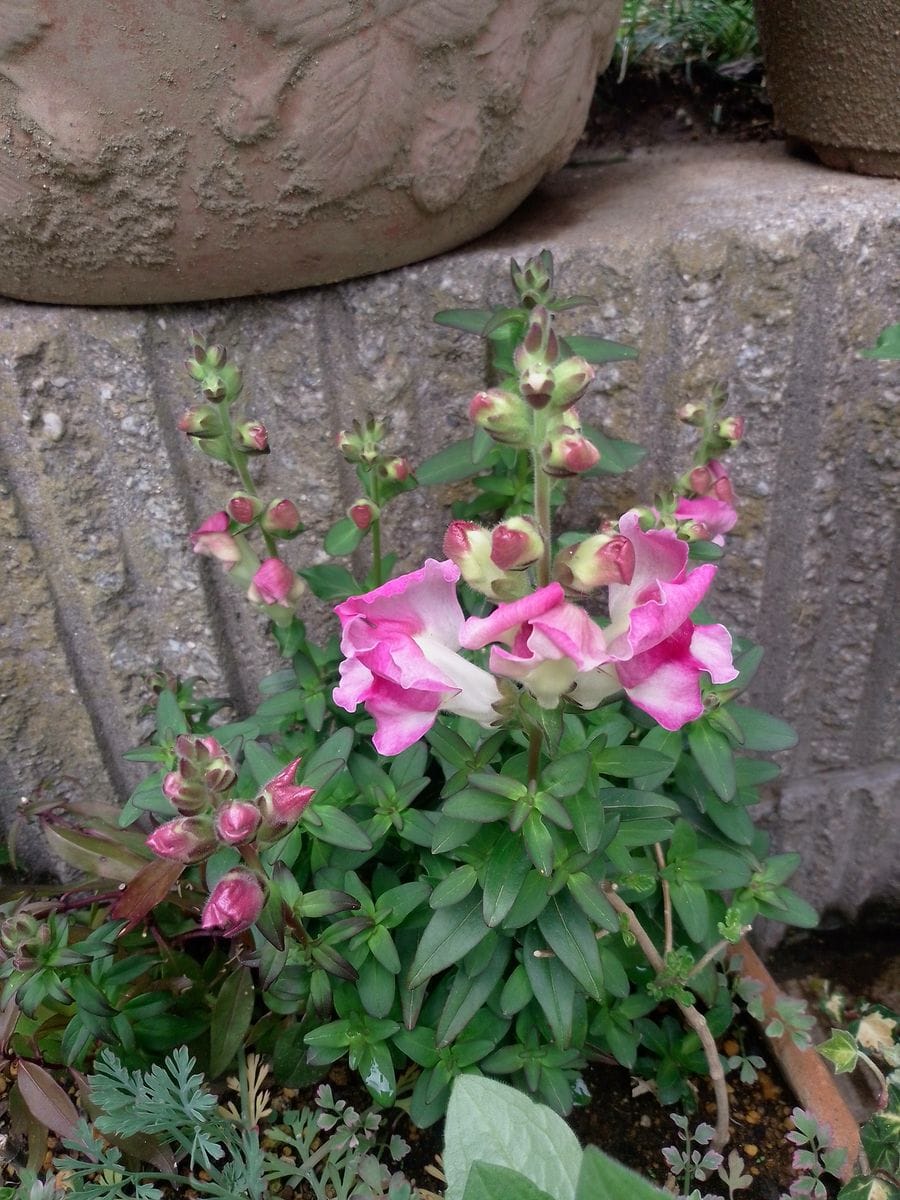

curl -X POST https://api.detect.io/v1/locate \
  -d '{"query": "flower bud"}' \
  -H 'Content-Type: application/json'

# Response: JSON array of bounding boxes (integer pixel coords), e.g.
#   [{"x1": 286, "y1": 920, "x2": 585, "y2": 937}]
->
[
  {"x1": 382, "y1": 456, "x2": 411, "y2": 483},
  {"x1": 190, "y1": 512, "x2": 242, "y2": 571},
  {"x1": 468, "y1": 389, "x2": 531, "y2": 446},
  {"x1": 261, "y1": 498, "x2": 303, "y2": 537},
  {"x1": 205, "y1": 344, "x2": 226, "y2": 369},
  {"x1": 676, "y1": 402, "x2": 705, "y2": 427},
  {"x1": 201, "y1": 870, "x2": 265, "y2": 935},
  {"x1": 548, "y1": 356, "x2": 595, "y2": 410},
  {"x1": 201, "y1": 374, "x2": 228, "y2": 403},
  {"x1": 247, "y1": 558, "x2": 306, "y2": 608},
  {"x1": 336, "y1": 428, "x2": 363, "y2": 462},
  {"x1": 146, "y1": 816, "x2": 216, "y2": 863},
  {"x1": 554, "y1": 532, "x2": 635, "y2": 592},
  {"x1": 235, "y1": 420, "x2": 269, "y2": 454},
  {"x1": 162, "y1": 771, "x2": 209, "y2": 815},
  {"x1": 178, "y1": 405, "x2": 223, "y2": 439},
  {"x1": 541, "y1": 419, "x2": 600, "y2": 476},
  {"x1": 348, "y1": 499, "x2": 378, "y2": 531},
  {"x1": 510, "y1": 250, "x2": 554, "y2": 308},
  {"x1": 259, "y1": 758, "x2": 316, "y2": 827},
  {"x1": 716, "y1": 415, "x2": 745, "y2": 446},
  {"x1": 215, "y1": 801, "x2": 261, "y2": 845},
  {"x1": 490, "y1": 516, "x2": 543, "y2": 571},
  {"x1": 443, "y1": 521, "x2": 528, "y2": 602},
  {"x1": 226, "y1": 492, "x2": 263, "y2": 526},
  {"x1": 518, "y1": 364, "x2": 555, "y2": 409}
]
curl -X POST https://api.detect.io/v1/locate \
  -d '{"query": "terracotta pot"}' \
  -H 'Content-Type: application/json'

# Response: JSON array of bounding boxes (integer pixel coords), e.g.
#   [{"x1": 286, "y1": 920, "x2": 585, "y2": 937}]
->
[
  {"x1": 738, "y1": 939, "x2": 861, "y2": 1178},
  {"x1": 0, "y1": 0, "x2": 623, "y2": 305},
  {"x1": 754, "y1": 0, "x2": 900, "y2": 178}
]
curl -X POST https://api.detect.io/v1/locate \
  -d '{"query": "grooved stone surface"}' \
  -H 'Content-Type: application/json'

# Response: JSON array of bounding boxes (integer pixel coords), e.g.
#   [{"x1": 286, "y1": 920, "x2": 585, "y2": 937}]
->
[{"x1": 1, "y1": 143, "x2": 897, "y2": 915}]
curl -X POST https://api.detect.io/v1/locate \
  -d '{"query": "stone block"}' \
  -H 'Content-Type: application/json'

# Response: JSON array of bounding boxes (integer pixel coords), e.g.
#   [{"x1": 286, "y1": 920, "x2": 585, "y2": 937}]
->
[{"x1": 0, "y1": 143, "x2": 897, "y2": 911}]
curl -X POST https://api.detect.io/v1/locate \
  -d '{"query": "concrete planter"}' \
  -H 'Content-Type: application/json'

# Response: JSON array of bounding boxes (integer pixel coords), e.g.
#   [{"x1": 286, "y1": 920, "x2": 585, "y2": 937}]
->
[
  {"x1": 754, "y1": 0, "x2": 900, "y2": 178},
  {"x1": 0, "y1": 0, "x2": 622, "y2": 305}
]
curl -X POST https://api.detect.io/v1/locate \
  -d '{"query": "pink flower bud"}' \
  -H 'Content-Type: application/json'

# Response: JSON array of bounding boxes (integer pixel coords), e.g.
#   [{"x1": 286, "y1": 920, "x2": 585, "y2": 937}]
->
[
  {"x1": 468, "y1": 389, "x2": 531, "y2": 447},
  {"x1": 259, "y1": 758, "x2": 316, "y2": 826},
  {"x1": 247, "y1": 558, "x2": 306, "y2": 608},
  {"x1": 146, "y1": 816, "x2": 216, "y2": 863},
  {"x1": 190, "y1": 512, "x2": 242, "y2": 571},
  {"x1": 215, "y1": 801, "x2": 261, "y2": 845},
  {"x1": 236, "y1": 420, "x2": 269, "y2": 454},
  {"x1": 490, "y1": 517, "x2": 543, "y2": 571},
  {"x1": 201, "y1": 870, "x2": 265, "y2": 935},
  {"x1": 542, "y1": 427, "x2": 600, "y2": 476},
  {"x1": 382, "y1": 457, "x2": 411, "y2": 483},
  {"x1": 162, "y1": 771, "x2": 209, "y2": 815},
  {"x1": 178, "y1": 405, "x2": 222, "y2": 438},
  {"x1": 688, "y1": 466, "x2": 714, "y2": 495},
  {"x1": 443, "y1": 521, "x2": 528, "y2": 602},
  {"x1": 348, "y1": 499, "x2": 378, "y2": 531},
  {"x1": 261, "y1": 498, "x2": 303, "y2": 537},
  {"x1": 226, "y1": 492, "x2": 263, "y2": 525},
  {"x1": 555, "y1": 533, "x2": 636, "y2": 592},
  {"x1": 716, "y1": 416, "x2": 744, "y2": 445}
]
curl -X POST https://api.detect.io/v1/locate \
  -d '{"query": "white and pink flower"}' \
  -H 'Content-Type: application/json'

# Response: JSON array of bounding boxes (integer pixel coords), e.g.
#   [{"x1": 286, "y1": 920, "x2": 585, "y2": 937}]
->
[{"x1": 333, "y1": 559, "x2": 502, "y2": 755}]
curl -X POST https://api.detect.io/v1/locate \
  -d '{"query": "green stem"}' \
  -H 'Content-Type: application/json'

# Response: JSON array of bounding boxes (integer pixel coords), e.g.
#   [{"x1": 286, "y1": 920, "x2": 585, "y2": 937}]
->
[
  {"x1": 527, "y1": 727, "x2": 543, "y2": 790},
  {"x1": 532, "y1": 451, "x2": 552, "y2": 588},
  {"x1": 219, "y1": 401, "x2": 278, "y2": 557},
  {"x1": 369, "y1": 467, "x2": 384, "y2": 587}
]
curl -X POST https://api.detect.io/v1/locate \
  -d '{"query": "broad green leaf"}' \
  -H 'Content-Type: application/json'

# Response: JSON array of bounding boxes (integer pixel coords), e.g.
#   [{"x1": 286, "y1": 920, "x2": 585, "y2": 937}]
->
[
  {"x1": 593, "y1": 746, "x2": 673, "y2": 779},
  {"x1": 300, "y1": 563, "x2": 359, "y2": 602},
  {"x1": 434, "y1": 307, "x2": 493, "y2": 334},
  {"x1": 41, "y1": 826, "x2": 146, "y2": 884},
  {"x1": 731, "y1": 707, "x2": 798, "y2": 752},
  {"x1": 462, "y1": 1160, "x2": 554, "y2": 1200},
  {"x1": 687, "y1": 722, "x2": 736, "y2": 802},
  {"x1": 670, "y1": 879, "x2": 711, "y2": 943},
  {"x1": 704, "y1": 793, "x2": 755, "y2": 845},
  {"x1": 859, "y1": 322, "x2": 900, "y2": 360},
  {"x1": 416, "y1": 438, "x2": 479, "y2": 486},
  {"x1": 154, "y1": 688, "x2": 189, "y2": 743},
  {"x1": 576, "y1": 1145, "x2": 669, "y2": 1200},
  {"x1": 324, "y1": 516, "x2": 365, "y2": 557},
  {"x1": 209, "y1": 965, "x2": 254, "y2": 1078},
  {"x1": 523, "y1": 928, "x2": 575, "y2": 1047},
  {"x1": 444, "y1": 1076, "x2": 582, "y2": 1200},
  {"x1": 407, "y1": 898, "x2": 490, "y2": 989},
  {"x1": 482, "y1": 833, "x2": 532, "y2": 927},
  {"x1": 562, "y1": 334, "x2": 638, "y2": 364},
  {"x1": 537, "y1": 895, "x2": 603, "y2": 1000},
  {"x1": 597, "y1": 788, "x2": 679, "y2": 820},
  {"x1": 436, "y1": 939, "x2": 511, "y2": 1047},
  {"x1": 431, "y1": 865, "x2": 479, "y2": 909},
  {"x1": 582, "y1": 426, "x2": 647, "y2": 476},
  {"x1": 308, "y1": 807, "x2": 372, "y2": 851},
  {"x1": 273, "y1": 1023, "x2": 324, "y2": 1087}
]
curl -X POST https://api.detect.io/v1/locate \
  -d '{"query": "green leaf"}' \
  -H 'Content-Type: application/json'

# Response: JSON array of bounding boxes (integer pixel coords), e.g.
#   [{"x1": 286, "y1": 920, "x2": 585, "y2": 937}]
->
[
  {"x1": 416, "y1": 438, "x2": 479, "y2": 485},
  {"x1": 431, "y1": 865, "x2": 479, "y2": 909},
  {"x1": 16, "y1": 1060, "x2": 79, "y2": 1139},
  {"x1": 407, "y1": 898, "x2": 490, "y2": 989},
  {"x1": 434, "y1": 307, "x2": 494, "y2": 335},
  {"x1": 688, "y1": 721, "x2": 736, "y2": 802},
  {"x1": 444, "y1": 1076, "x2": 582, "y2": 1200},
  {"x1": 670, "y1": 879, "x2": 711, "y2": 943},
  {"x1": 482, "y1": 833, "x2": 532, "y2": 927},
  {"x1": 209, "y1": 966, "x2": 254, "y2": 1078},
  {"x1": 308, "y1": 806, "x2": 372, "y2": 851},
  {"x1": 523, "y1": 812, "x2": 555, "y2": 877},
  {"x1": 860, "y1": 322, "x2": 900, "y2": 360},
  {"x1": 537, "y1": 895, "x2": 604, "y2": 1000},
  {"x1": 731, "y1": 707, "x2": 798, "y2": 752},
  {"x1": 300, "y1": 563, "x2": 360, "y2": 602},
  {"x1": 581, "y1": 426, "x2": 647, "y2": 476},
  {"x1": 593, "y1": 746, "x2": 673, "y2": 779},
  {"x1": 575, "y1": 1145, "x2": 670, "y2": 1200},
  {"x1": 523, "y1": 928, "x2": 575, "y2": 1047},
  {"x1": 155, "y1": 688, "x2": 189, "y2": 743},
  {"x1": 436, "y1": 939, "x2": 511, "y2": 1047},
  {"x1": 462, "y1": 1161, "x2": 554, "y2": 1200},
  {"x1": 324, "y1": 517, "x2": 365, "y2": 556},
  {"x1": 273, "y1": 1023, "x2": 324, "y2": 1088},
  {"x1": 561, "y1": 334, "x2": 638, "y2": 364}
]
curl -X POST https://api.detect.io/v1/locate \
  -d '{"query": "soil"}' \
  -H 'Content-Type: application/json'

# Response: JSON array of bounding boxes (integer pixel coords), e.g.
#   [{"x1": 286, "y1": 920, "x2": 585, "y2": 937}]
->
[{"x1": 572, "y1": 62, "x2": 778, "y2": 163}]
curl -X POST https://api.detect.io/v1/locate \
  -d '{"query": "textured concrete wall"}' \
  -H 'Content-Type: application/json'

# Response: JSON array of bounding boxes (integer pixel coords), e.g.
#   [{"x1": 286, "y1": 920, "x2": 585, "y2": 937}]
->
[{"x1": 1, "y1": 143, "x2": 897, "y2": 916}]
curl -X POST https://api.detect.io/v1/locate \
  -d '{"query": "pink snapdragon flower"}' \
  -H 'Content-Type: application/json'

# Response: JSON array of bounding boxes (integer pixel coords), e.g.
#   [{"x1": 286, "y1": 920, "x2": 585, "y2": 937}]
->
[
  {"x1": 247, "y1": 558, "x2": 305, "y2": 607},
  {"x1": 460, "y1": 585, "x2": 608, "y2": 709},
  {"x1": 573, "y1": 510, "x2": 737, "y2": 728},
  {"x1": 201, "y1": 870, "x2": 265, "y2": 935},
  {"x1": 190, "y1": 511, "x2": 241, "y2": 569},
  {"x1": 676, "y1": 460, "x2": 737, "y2": 544},
  {"x1": 333, "y1": 559, "x2": 502, "y2": 755}
]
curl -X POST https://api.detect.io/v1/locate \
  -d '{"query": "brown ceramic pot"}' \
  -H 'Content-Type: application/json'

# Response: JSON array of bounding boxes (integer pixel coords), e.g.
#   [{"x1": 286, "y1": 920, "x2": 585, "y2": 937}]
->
[
  {"x1": 754, "y1": 0, "x2": 900, "y2": 179},
  {"x1": 0, "y1": 0, "x2": 623, "y2": 305}
]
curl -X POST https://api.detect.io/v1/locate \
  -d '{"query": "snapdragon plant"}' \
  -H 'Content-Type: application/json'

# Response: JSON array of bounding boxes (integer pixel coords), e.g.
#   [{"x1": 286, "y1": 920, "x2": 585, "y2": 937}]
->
[{"x1": 3, "y1": 253, "x2": 816, "y2": 1167}]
